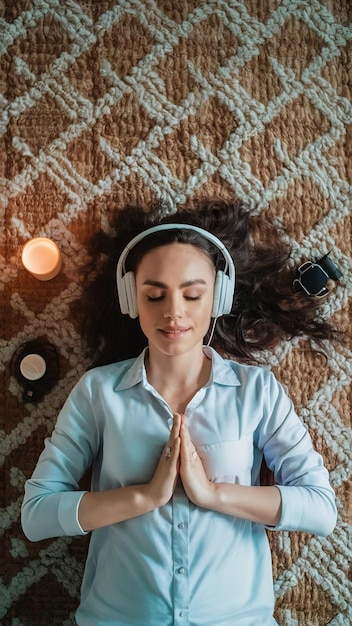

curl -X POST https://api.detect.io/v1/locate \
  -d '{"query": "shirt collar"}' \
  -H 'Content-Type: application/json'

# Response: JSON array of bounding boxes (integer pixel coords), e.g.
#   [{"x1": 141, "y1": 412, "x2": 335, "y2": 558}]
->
[
  {"x1": 113, "y1": 349, "x2": 147, "y2": 391},
  {"x1": 114, "y1": 346, "x2": 241, "y2": 392},
  {"x1": 203, "y1": 346, "x2": 241, "y2": 387}
]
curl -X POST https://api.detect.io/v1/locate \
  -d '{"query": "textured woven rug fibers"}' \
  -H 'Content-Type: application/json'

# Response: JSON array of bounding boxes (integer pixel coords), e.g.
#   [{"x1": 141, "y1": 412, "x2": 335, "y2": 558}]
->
[{"x1": 0, "y1": 1, "x2": 351, "y2": 625}]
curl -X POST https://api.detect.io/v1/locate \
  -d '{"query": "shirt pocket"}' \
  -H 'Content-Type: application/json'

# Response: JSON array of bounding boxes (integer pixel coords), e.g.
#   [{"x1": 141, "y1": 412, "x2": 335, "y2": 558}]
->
[{"x1": 198, "y1": 435, "x2": 253, "y2": 485}]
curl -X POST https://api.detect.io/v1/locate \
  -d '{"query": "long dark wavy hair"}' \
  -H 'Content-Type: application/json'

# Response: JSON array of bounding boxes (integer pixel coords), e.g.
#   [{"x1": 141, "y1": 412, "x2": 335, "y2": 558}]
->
[{"x1": 80, "y1": 199, "x2": 339, "y2": 367}]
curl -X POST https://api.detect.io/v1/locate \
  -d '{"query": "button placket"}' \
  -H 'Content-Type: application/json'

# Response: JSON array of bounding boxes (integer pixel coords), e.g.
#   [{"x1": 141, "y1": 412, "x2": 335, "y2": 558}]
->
[{"x1": 172, "y1": 483, "x2": 190, "y2": 625}]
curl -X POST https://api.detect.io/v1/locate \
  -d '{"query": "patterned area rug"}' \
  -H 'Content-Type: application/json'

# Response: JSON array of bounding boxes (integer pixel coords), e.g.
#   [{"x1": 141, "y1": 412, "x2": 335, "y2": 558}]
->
[{"x1": 1, "y1": 1, "x2": 351, "y2": 624}]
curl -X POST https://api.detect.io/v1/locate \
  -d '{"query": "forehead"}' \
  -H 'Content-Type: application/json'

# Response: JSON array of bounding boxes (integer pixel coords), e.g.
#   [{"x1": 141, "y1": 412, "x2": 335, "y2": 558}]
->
[{"x1": 136, "y1": 243, "x2": 215, "y2": 274}]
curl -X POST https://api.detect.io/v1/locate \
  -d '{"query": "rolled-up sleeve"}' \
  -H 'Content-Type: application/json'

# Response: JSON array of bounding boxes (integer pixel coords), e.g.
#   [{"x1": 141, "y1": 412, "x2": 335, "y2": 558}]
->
[
  {"x1": 21, "y1": 375, "x2": 98, "y2": 542},
  {"x1": 256, "y1": 371, "x2": 337, "y2": 537}
]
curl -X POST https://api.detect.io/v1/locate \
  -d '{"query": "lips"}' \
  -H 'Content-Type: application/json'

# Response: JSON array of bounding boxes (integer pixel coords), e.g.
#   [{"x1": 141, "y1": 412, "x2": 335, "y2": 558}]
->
[{"x1": 159, "y1": 326, "x2": 190, "y2": 338}]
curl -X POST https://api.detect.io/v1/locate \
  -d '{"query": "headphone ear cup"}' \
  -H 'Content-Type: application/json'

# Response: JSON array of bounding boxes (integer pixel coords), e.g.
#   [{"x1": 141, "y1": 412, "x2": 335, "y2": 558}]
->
[
  {"x1": 117, "y1": 274, "x2": 129, "y2": 315},
  {"x1": 222, "y1": 274, "x2": 233, "y2": 315},
  {"x1": 212, "y1": 271, "x2": 232, "y2": 317},
  {"x1": 123, "y1": 271, "x2": 138, "y2": 318},
  {"x1": 212, "y1": 271, "x2": 224, "y2": 317}
]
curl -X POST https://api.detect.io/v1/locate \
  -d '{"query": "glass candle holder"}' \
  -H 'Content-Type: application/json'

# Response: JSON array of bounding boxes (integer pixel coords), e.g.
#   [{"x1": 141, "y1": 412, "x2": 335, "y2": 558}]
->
[{"x1": 22, "y1": 237, "x2": 62, "y2": 280}]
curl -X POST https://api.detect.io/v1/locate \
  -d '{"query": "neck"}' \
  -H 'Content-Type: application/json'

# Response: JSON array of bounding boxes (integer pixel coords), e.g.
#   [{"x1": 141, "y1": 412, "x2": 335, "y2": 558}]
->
[
  {"x1": 146, "y1": 346, "x2": 205, "y2": 384},
  {"x1": 145, "y1": 346, "x2": 211, "y2": 413}
]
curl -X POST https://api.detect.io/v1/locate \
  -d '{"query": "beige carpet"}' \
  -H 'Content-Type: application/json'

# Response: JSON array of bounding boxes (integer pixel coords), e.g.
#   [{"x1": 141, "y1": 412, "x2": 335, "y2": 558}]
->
[{"x1": 1, "y1": 1, "x2": 351, "y2": 624}]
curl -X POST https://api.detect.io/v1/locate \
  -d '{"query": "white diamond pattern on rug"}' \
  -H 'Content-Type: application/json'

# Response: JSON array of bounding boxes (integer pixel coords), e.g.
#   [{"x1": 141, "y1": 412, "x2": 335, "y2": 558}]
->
[{"x1": 1, "y1": 1, "x2": 351, "y2": 624}]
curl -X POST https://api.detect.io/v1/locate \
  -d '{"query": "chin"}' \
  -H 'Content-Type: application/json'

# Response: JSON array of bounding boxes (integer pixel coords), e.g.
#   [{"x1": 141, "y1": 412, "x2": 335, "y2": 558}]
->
[{"x1": 154, "y1": 339, "x2": 205, "y2": 358}]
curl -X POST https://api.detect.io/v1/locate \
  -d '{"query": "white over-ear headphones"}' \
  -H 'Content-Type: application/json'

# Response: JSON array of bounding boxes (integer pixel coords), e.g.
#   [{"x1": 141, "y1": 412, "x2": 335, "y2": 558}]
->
[{"x1": 116, "y1": 224, "x2": 235, "y2": 319}]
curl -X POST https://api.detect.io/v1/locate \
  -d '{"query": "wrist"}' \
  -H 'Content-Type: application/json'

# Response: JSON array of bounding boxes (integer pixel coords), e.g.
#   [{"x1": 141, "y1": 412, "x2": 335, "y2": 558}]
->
[
  {"x1": 193, "y1": 479, "x2": 217, "y2": 509},
  {"x1": 143, "y1": 480, "x2": 170, "y2": 510},
  {"x1": 138, "y1": 483, "x2": 161, "y2": 511},
  {"x1": 210, "y1": 481, "x2": 228, "y2": 510}
]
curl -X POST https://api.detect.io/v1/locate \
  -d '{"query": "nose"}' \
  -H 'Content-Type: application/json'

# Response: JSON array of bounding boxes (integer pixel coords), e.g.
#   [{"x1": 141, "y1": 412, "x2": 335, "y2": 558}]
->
[{"x1": 163, "y1": 293, "x2": 184, "y2": 319}]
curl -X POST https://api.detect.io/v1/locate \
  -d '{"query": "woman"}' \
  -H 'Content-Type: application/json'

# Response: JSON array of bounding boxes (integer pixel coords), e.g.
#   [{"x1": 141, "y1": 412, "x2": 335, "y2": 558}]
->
[{"x1": 21, "y1": 200, "x2": 338, "y2": 626}]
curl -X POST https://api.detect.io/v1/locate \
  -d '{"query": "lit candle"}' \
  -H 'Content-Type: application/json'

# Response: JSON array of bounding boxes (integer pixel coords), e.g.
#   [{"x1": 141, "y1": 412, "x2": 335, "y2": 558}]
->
[
  {"x1": 19, "y1": 354, "x2": 47, "y2": 381},
  {"x1": 22, "y1": 237, "x2": 62, "y2": 281}
]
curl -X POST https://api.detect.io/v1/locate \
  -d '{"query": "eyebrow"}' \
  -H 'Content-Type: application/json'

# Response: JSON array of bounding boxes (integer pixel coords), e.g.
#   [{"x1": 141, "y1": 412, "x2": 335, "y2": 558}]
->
[{"x1": 142, "y1": 279, "x2": 208, "y2": 288}]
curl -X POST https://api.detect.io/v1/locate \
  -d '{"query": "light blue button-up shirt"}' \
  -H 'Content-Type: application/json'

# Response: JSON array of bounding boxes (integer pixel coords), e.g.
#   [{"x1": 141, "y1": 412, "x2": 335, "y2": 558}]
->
[{"x1": 22, "y1": 347, "x2": 337, "y2": 626}]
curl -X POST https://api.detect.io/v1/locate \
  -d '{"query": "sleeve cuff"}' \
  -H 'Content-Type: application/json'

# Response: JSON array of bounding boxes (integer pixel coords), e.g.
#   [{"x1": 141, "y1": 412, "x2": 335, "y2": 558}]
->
[
  {"x1": 58, "y1": 491, "x2": 89, "y2": 536},
  {"x1": 265, "y1": 485, "x2": 303, "y2": 532}
]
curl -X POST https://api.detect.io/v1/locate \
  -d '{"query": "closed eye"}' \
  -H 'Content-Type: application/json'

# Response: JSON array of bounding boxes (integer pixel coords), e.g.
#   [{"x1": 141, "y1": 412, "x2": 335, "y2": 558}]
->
[
  {"x1": 147, "y1": 294, "x2": 201, "y2": 302},
  {"x1": 147, "y1": 295, "x2": 164, "y2": 302}
]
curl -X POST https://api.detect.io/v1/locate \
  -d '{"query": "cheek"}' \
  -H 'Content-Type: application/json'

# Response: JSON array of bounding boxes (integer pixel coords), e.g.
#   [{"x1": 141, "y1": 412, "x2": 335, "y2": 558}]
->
[
  {"x1": 196, "y1": 297, "x2": 214, "y2": 326},
  {"x1": 204, "y1": 288, "x2": 215, "y2": 312},
  {"x1": 137, "y1": 301, "x2": 153, "y2": 327}
]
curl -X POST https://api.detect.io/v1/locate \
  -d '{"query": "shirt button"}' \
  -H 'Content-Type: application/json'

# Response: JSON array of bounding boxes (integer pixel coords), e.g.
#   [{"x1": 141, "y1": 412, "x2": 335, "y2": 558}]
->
[
  {"x1": 179, "y1": 610, "x2": 188, "y2": 617},
  {"x1": 178, "y1": 523, "x2": 185, "y2": 529},
  {"x1": 178, "y1": 567, "x2": 185, "y2": 574}
]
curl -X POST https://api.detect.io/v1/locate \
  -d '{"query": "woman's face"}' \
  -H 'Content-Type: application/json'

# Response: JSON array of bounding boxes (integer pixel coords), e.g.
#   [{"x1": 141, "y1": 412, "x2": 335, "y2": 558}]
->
[{"x1": 135, "y1": 243, "x2": 215, "y2": 359}]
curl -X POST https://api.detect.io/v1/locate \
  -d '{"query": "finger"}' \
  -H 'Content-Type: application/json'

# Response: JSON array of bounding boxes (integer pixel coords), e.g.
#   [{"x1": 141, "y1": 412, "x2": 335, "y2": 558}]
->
[
  {"x1": 180, "y1": 421, "x2": 198, "y2": 463},
  {"x1": 164, "y1": 437, "x2": 180, "y2": 467},
  {"x1": 166, "y1": 414, "x2": 181, "y2": 456},
  {"x1": 171, "y1": 436, "x2": 180, "y2": 461},
  {"x1": 164, "y1": 416, "x2": 181, "y2": 458},
  {"x1": 167, "y1": 414, "x2": 180, "y2": 446},
  {"x1": 180, "y1": 417, "x2": 192, "y2": 448},
  {"x1": 171, "y1": 413, "x2": 182, "y2": 440}
]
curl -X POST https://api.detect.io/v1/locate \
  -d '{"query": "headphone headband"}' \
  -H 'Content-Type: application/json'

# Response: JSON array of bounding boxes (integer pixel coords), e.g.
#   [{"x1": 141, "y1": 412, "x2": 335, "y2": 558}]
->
[{"x1": 116, "y1": 223, "x2": 235, "y2": 319}]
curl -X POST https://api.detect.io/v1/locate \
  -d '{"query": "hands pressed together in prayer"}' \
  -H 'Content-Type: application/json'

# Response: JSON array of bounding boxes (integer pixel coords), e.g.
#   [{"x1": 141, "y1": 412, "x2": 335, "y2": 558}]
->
[
  {"x1": 146, "y1": 413, "x2": 282, "y2": 526},
  {"x1": 79, "y1": 413, "x2": 281, "y2": 532},
  {"x1": 147, "y1": 413, "x2": 215, "y2": 509}
]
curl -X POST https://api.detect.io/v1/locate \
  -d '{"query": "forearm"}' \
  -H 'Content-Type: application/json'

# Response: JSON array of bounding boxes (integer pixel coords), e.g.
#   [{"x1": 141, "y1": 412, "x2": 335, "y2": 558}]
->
[
  {"x1": 78, "y1": 484, "x2": 157, "y2": 532},
  {"x1": 179, "y1": 417, "x2": 282, "y2": 526},
  {"x1": 205, "y1": 483, "x2": 282, "y2": 526},
  {"x1": 79, "y1": 434, "x2": 181, "y2": 532}
]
